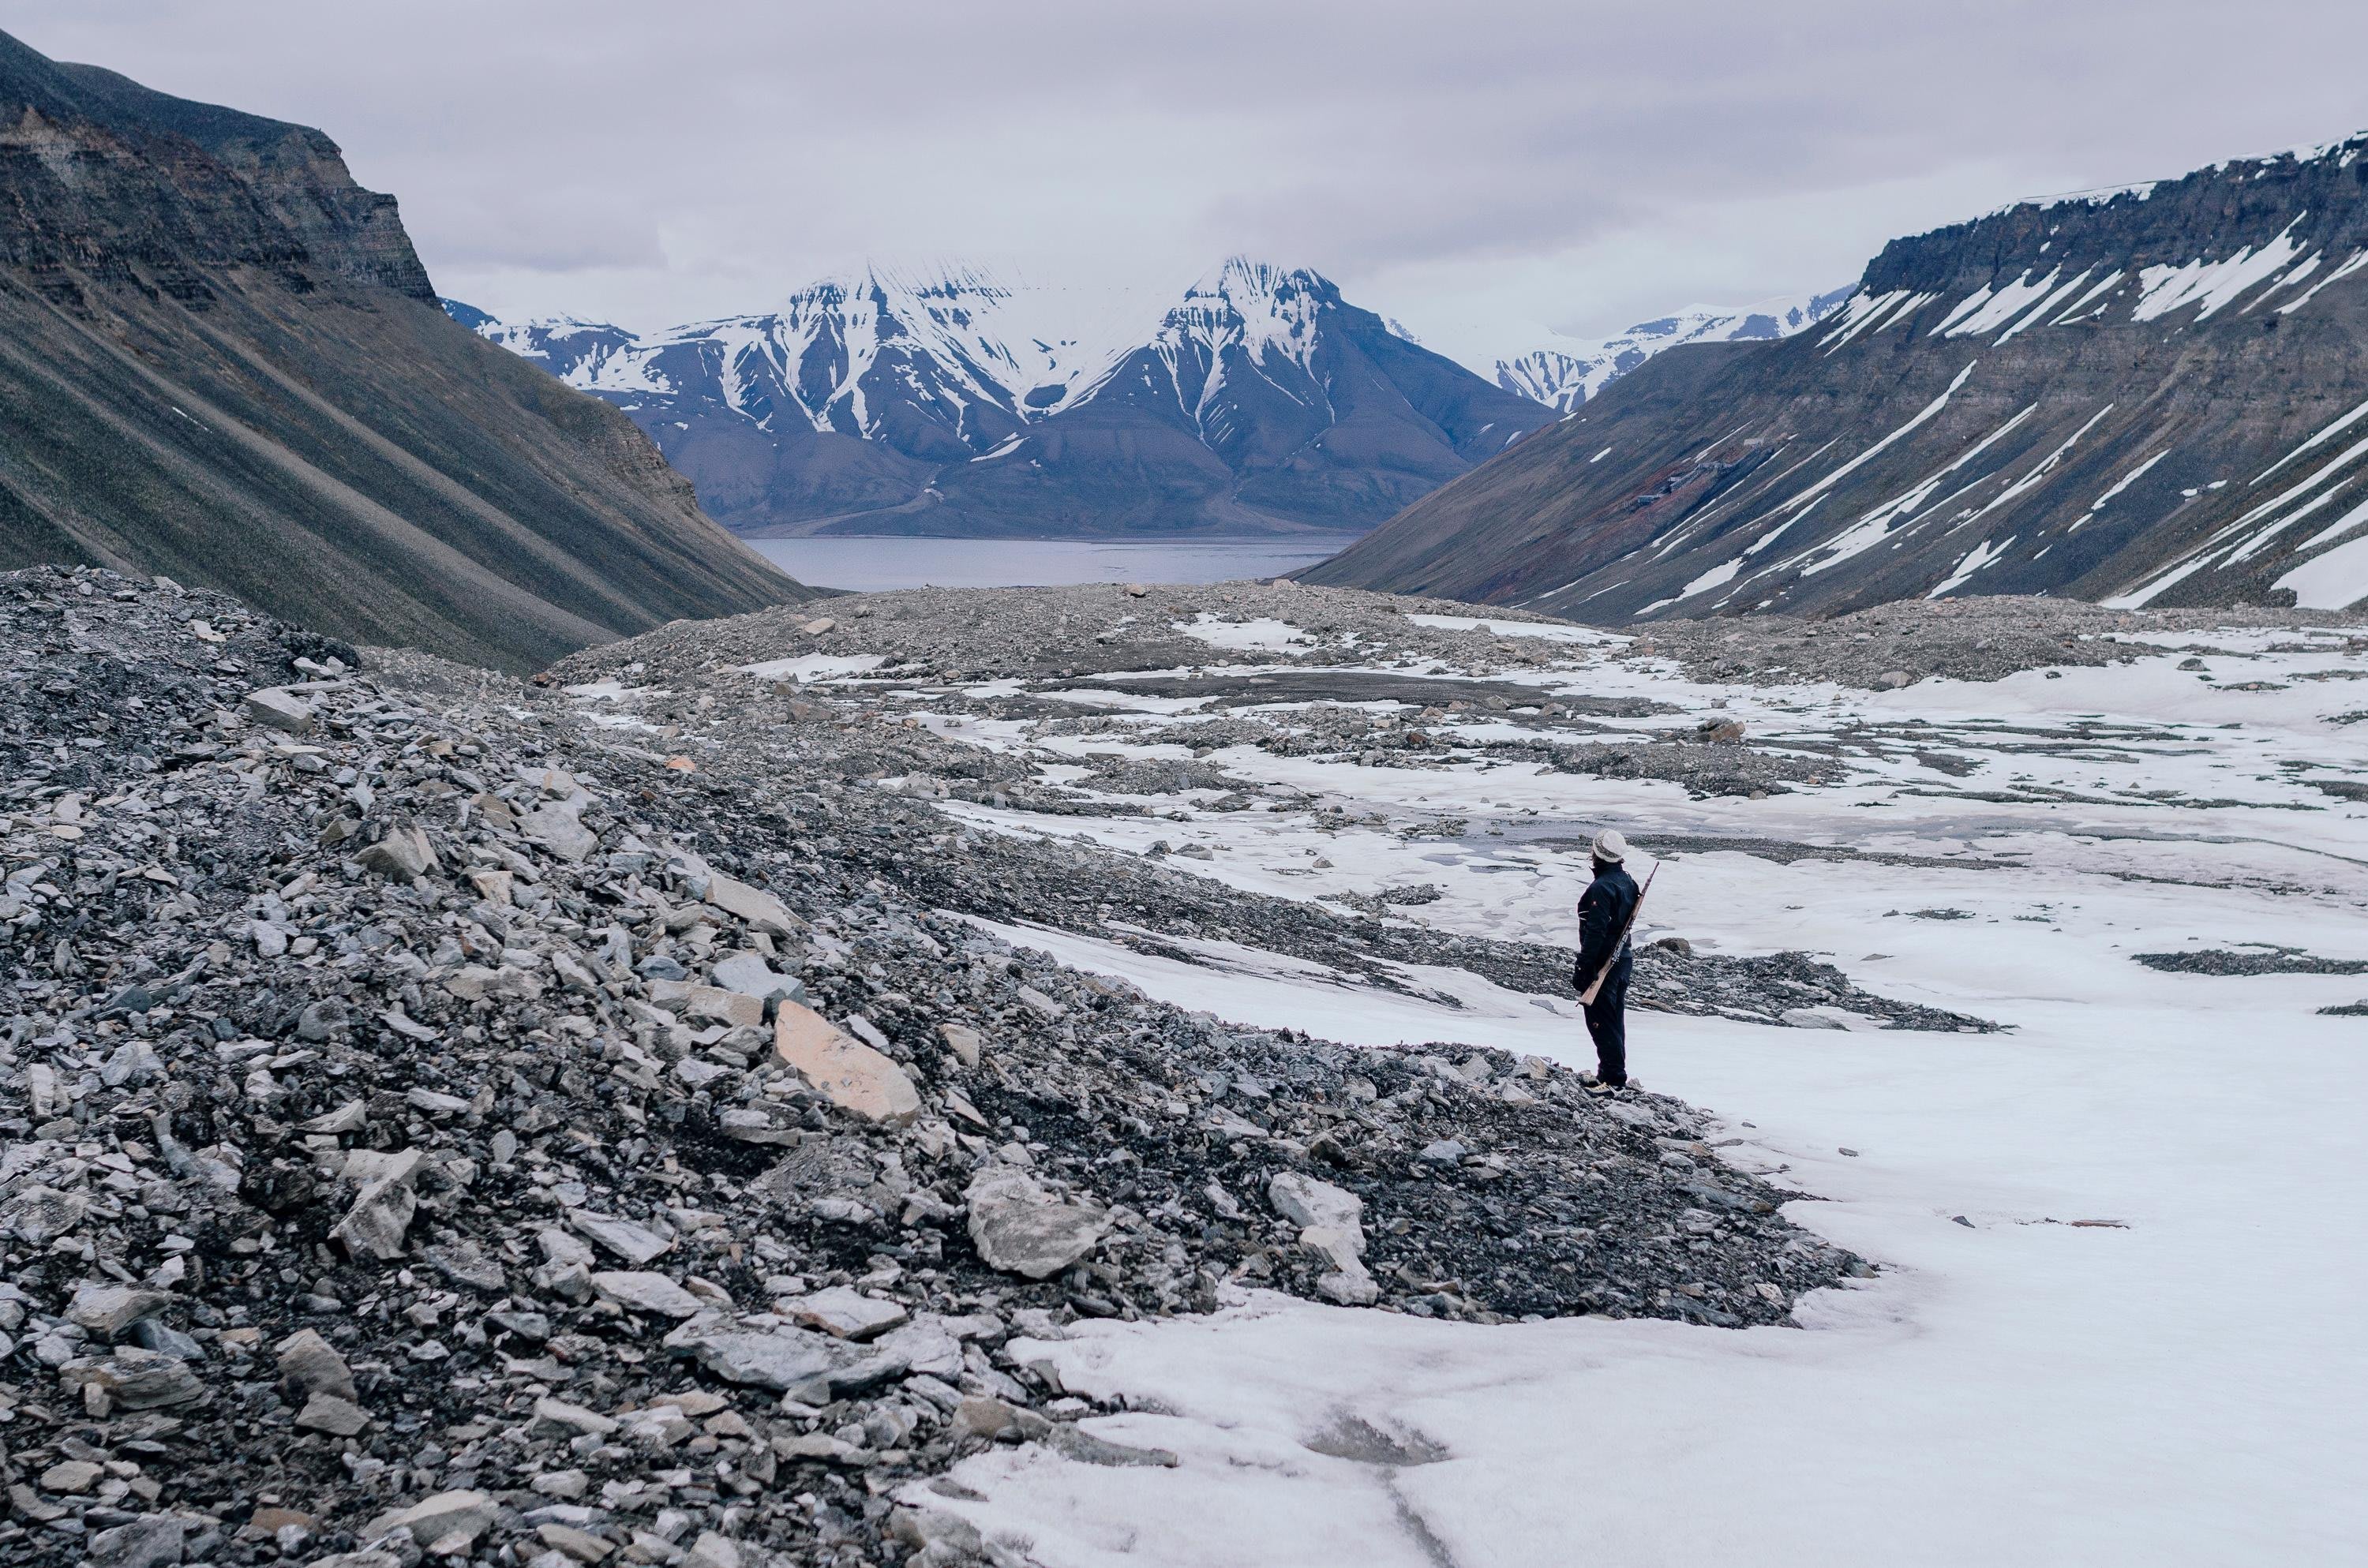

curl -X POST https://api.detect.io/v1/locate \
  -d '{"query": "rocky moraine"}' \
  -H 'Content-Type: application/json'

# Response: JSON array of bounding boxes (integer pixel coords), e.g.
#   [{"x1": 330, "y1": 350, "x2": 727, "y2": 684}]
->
[{"x1": 0, "y1": 568, "x2": 1893, "y2": 1568}]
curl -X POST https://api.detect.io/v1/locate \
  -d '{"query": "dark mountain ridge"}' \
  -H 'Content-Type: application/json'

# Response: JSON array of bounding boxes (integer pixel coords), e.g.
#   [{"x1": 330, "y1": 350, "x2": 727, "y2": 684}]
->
[
  {"x1": 1308, "y1": 134, "x2": 2368, "y2": 618},
  {"x1": 0, "y1": 29, "x2": 800, "y2": 670}
]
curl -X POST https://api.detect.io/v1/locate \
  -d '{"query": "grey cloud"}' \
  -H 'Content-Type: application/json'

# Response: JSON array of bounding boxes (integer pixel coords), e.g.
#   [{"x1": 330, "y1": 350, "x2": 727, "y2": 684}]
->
[{"x1": 12, "y1": 0, "x2": 2368, "y2": 366}]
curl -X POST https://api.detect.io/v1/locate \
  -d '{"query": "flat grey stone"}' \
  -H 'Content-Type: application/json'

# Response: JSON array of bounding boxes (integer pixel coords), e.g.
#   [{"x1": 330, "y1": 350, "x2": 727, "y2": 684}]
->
[
  {"x1": 666, "y1": 1324, "x2": 885, "y2": 1402},
  {"x1": 242, "y1": 687, "x2": 314, "y2": 734},
  {"x1": 591, "y1": 1270, "x2": 703, "y2": 1318},
  {"x1": 331, "y1": 1149, "x2": 423, "y2": 1260},
  {"x1": 710, "y1": 951, "x2": 803, "y2": 1003},
  {"x1": 60, "y1": 1349, "x2": 204, "y2": 1409},
  {"x1": 704, "y1": 873, "x2": 796, "y2": 936},
  {"x1": 295, "y1": 1391, "x2": 373, "y2": 1435},
  {"x1": 88, "y1": 1514, "x2": 186, "y2": 1568},
  {"x1": 568, "y1": 1211, "x2": 672, "y2": 1264},
  {"x1": 365, "y1": 1490, "x2": 496, "y2": 1549},
  {"x1": 1268, "y1": 1173, "x2": 1363, "y2": 1241},
  {"x1": 355, "y1": 823, "x2": 437, "y2": 881}
]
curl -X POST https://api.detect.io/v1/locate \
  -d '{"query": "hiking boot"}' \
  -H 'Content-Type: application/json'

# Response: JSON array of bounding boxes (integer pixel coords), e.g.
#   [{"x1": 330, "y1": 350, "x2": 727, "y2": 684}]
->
[{"x1": 1584, "y1": 1077, "x2": 1627, "y2": 1095}]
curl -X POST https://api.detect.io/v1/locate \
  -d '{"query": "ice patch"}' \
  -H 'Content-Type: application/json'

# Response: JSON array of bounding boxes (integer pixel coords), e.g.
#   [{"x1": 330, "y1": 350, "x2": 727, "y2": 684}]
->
[
  {"x1": 1175, "y1": 616, "x2": 1313, "y2": 653},
  {"x1": 736, "y1": 653, "x2": 890, "y2": 683},
  {"x1": 1405, "y1": 615, "x2": 1624, "y2": 646}
]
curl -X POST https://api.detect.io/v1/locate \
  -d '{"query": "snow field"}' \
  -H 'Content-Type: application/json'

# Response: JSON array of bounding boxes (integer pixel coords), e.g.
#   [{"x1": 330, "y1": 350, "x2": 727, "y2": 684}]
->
[{"x1": 781, "y1": 612, "x2": 2366, "y2": 1564}]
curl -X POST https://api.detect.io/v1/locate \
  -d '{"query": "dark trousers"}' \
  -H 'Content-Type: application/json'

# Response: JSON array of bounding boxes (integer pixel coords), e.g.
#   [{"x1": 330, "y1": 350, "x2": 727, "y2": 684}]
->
[{"x1": 1584, "y1": 952, "x2": 1632, "y2": 1085}]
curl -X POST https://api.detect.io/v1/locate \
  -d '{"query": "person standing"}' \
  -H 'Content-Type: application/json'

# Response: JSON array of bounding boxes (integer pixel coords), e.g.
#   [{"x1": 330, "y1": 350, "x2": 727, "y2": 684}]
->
[{"x1": 1573, "y1": 829, "x2": 1642, "y2": 1091}]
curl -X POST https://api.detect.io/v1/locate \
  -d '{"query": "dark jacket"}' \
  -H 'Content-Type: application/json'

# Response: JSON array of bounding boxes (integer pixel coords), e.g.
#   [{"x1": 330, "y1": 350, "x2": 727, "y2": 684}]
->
[{"x1": 1573, "y1": 864, "x2": 1640, "y2": 993}]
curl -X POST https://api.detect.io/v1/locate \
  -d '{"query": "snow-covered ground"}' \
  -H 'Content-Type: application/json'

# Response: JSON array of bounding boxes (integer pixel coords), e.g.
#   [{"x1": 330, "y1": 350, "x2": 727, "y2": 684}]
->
[{"x1": 782, "y1": 612, "x2": 2368, "y2": 1562}]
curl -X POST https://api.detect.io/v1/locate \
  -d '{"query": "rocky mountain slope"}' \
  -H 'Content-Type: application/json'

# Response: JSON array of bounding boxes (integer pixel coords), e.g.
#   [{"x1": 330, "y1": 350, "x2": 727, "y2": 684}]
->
[
  {"x1": 1308, "y1": 134, "x2": 2368, "y2": 619},
  {"x1": 455, "y1": 260, "x2": 1551, "y2": 539},
  {"x1": 1495, "y1": 289, "x2": 1851, "y2": 412},
  {"x1": 0, "y1": 563, "x2": 1863, "y2": 1566},
  {"x1": 0, "y1": 29, "x2": 802, "y2": 672}
]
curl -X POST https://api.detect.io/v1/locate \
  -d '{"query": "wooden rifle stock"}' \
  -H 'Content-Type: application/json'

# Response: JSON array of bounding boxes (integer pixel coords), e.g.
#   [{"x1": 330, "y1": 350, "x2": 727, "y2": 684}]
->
[{"x1": 1578, "y1": 863, "x2": 1656, "y2": 1005}]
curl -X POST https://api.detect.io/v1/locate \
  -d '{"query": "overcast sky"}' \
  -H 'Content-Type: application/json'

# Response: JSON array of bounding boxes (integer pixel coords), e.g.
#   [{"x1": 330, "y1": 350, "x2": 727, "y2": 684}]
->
[{"x1": 17, "y1": 2, "x2": 2368, "y2": 369}]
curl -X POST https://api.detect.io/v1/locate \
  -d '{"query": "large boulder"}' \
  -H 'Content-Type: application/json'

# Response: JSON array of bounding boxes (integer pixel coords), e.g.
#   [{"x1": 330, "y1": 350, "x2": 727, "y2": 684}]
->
[
  {"x1": 665, "y1": 1323, "x2": 898, "y2": 1403},
  {"x1": 965, "y1": 1166, "x2": 1108, "y2": 1279},
  {"x1": 1268, "y1": 1171, "x2": 1377, "y2": 1305},
  {"x1": 365, "y1": 1491, "x2": 496, "y2": 1552},
  {"x1": 354, "y1": 822, "x2": 438, "y2": 881},
  {"x1": 276, "y1": 1327, "x2": 357, "y2": 1401},
  {"x1": 65, "y1": 1282, "x2": 170, "y2": 1337},
  {"x1": 330, "y1": 1149, "x2": 423, "y2": 1260}
]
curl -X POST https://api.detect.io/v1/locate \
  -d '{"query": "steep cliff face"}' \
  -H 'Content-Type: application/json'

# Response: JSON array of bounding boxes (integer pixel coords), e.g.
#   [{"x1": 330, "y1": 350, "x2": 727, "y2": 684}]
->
[
  {"x1": 0, "y1": 30, "x2": 800, "y2": 670},
  {"x1": 1308, "y1": 135, "x2": 2368, "y2": 617},
  {"x1": 0, "y1": 32, "x2": 435, "y2": 302}
]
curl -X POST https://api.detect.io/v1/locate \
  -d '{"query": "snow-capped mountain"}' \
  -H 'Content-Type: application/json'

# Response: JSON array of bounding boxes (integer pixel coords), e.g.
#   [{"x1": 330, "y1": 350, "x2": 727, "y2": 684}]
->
[
  {"x1": 451, "y1": 260, "x2": 1550, "y2": 537},
  {"x1": 1497, "y1": 290, "x2": 1853, "y2": 412},
  {"x1": 1311, "y1": 132, "x2": 2368, "y2": 616}
]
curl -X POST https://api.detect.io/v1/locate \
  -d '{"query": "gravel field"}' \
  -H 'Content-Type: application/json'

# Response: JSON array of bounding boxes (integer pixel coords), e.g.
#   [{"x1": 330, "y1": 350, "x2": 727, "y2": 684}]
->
[{"x1": 0, "y1": 568, "x2": 1862, "y2": 1568}]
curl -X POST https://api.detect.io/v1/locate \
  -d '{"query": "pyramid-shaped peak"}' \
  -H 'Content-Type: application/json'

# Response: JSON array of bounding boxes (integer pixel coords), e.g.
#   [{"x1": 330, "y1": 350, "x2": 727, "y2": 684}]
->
[{"x1": 1188, "y1": 257, "x2": 1340, "y2": 304}]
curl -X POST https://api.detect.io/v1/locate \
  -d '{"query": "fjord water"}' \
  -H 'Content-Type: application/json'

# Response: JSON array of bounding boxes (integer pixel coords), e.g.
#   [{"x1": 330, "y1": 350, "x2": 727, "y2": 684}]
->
[{"x1": 744, "y1": 535, "x2": 1348, "y2": 592}]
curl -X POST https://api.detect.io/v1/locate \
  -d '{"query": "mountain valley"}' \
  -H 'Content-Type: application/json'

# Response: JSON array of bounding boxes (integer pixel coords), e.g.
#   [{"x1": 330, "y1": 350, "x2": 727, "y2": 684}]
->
[{"x1": 1, "y1": 18, "x2": 2365, "y2": 1568}]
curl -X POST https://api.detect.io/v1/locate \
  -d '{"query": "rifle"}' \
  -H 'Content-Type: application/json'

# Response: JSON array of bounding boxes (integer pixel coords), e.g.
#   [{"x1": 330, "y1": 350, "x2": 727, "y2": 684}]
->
[{"x1": 1578, "y1": 863, "x2": 1657, "y2": 1006}]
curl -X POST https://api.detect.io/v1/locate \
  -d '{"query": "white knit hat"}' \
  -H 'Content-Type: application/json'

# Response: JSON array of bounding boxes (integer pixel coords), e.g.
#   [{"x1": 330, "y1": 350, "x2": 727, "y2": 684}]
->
[{"x1": 1591, "y1": 828, "x2": 1628, "y2": 863}]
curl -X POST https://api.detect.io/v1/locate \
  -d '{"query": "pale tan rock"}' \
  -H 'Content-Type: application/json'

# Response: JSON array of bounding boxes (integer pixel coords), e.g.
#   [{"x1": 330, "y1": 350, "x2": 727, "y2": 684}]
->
[
  {"x1": 774, "y1": 1001, "x2": 920, "y2": 1124},
  {"x1": 781, "y1": 1285, "x2": 908, "y2": 1341},
  {"x1": 937, "y1": 1022, "x2": 983, "y2": 1068},
  {"x1": 40, "y1": 1459, "x2": 100, "y2": 1494}
]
